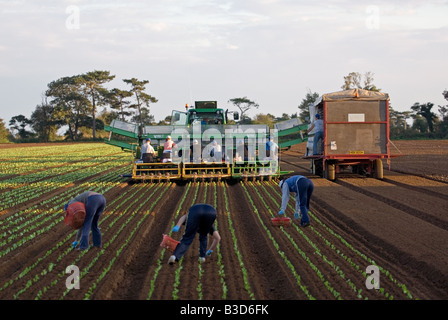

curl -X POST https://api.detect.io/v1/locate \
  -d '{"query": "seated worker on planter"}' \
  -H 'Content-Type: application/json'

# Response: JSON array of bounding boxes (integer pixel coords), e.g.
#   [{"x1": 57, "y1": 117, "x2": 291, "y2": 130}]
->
[
  {"x1": 210, "y1": 140, "x2": 222, "y2": 162},
  {"x1": 140, "y1": 138, "x2": 156, "y2": 163},
  {"x1": 265, "y1": 136, "x2": 279, "y2": 159},
  {"x1": 64, "y1": 191, "x2": 107, "y2": 250},
  {"x1": 234, "y1": 139, "x2": 249, "y2": 162},
  {"x1": 278, "y1": 175, "x2": 314, "y2": 227},
  {"x1": 168, "y1": 204, "x2": 221, "y2": 264},
  {"x1": 162, "y1": 136, "x2": 177, "y2": 162},
  {"x1": 190, "y1": 139, "x2": 202, "y2": 163}
]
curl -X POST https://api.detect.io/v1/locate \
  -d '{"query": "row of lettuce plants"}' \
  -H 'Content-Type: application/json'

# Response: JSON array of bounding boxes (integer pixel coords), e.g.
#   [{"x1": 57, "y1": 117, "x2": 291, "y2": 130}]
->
[
  {"x1": 0, "y1": 169, "x2": 127, "y2": 259},
  {"x1": 6, "y1": 171, "x2": 136, "y2": 299},
  {"x1": 147, "y1": 182, "x2": 193, "y2": 300},
  {"x1": 39, "y1": 183, "x2": 165, "y2": 300},
  {"x1": 212, "y1": 182, "x2": 228, "y2": 299},
  {"x1": 221, "y1": 181, "x2": 255, "y2": 300},
  {"x1": 265, "y1": 182, "x2": 415, "y2": 300},
  {"x1": 172, "y1": 183, "x2": 200, "y2": 300},
  {"x1": 0, "y1": 144, "x2": 118, "y2": 176},
  {"x1": 80, "y1": 183, "x2": 167, "y2": 300},
  {"x1": 0, "y1": 169, "x2": 128, "y2": 295},
  {"x1": 253, "y1": 183, "x2": 346, "y2": 300},
  {"x1": 239, "y1": 182, "x2": 315, "y2": 299},
  {"x1": 0, "y1": 154, "x2": 129, "y2": 212}
]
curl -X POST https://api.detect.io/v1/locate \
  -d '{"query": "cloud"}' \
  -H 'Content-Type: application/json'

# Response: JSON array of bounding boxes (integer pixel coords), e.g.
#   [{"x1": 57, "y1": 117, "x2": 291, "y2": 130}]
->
[{"x1": 0, "y1": 0, "x2": 447, "y2": 123}]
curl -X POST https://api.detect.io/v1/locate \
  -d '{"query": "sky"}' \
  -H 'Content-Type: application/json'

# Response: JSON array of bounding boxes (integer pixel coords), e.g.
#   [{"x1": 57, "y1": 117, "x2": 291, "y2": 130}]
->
[{"x1": 1, "y1": 0, "x2": 447, "y2": 126}]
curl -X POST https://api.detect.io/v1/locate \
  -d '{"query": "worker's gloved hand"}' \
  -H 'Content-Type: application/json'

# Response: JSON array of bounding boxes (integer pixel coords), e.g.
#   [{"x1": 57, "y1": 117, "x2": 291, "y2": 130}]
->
[
  {"x1": 72, "y1": 241, "x2": 78, "y2": 248},
  {"x1": 172, "y1": 225, "x2": 180, "y2": 232},
  {"x1": 278, "y1": 210, "x2": 285, "y2": 215},
  {"x1": 206, "y1": 250, "x2": 213, "y2": 256}
]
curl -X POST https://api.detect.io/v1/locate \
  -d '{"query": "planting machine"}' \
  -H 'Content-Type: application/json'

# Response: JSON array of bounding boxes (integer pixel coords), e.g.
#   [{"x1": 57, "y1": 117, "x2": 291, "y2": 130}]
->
[{"x1": 105, "y1": 100, "x2": 308, "y2": 182}]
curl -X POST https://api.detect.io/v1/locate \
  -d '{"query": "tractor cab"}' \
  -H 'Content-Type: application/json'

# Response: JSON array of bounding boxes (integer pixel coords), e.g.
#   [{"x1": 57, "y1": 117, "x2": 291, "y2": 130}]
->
[{"x1": 171, "y1": 101, "x2": 239, "y2": 126}]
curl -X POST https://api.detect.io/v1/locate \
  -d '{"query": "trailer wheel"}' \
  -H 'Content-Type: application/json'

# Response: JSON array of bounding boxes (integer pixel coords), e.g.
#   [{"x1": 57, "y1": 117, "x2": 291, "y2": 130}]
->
[
  {"x1": 374, "y1": 159, "x2": 383, "y2": 180},
  {"x1": 325, "y1": 162, "x2": 336, "y2": 181}
]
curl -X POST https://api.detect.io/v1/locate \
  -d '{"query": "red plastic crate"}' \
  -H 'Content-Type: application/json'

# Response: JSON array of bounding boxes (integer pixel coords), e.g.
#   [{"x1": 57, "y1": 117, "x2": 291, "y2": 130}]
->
[
  {"x1": 271, "y1": 217, "x2": 291, "y2": 226},
  {"x1": 160, "y1": 234, "x2": 180, "y2": 252}
]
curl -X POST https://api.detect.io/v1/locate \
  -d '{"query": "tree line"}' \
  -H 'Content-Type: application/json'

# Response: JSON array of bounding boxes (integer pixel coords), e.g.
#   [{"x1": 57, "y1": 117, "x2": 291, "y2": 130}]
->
[
  {"x1": 0, "y1": 70, "x2": 447, "y2": 143},
  {"x1": 2, "y1": 70, "x2": 158, "y2": 143}
]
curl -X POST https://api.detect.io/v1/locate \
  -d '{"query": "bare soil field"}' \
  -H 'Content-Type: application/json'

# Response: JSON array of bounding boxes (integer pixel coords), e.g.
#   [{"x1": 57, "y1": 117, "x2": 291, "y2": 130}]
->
[{"x1": 0, "y1": 140, "x2": 447, "y2": 303}]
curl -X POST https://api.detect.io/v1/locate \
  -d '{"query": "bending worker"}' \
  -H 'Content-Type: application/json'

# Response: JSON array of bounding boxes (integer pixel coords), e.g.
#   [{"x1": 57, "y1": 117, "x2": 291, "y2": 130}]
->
[
  {"x1": 278, "y1": 175, "x2": 314, "y2": 227},
  {"x1": 65, "y1": 191, "x2": 106, "y2": 250},
  {"x1": 168, "y1": 204, "x2": 221, "y2": 265}
]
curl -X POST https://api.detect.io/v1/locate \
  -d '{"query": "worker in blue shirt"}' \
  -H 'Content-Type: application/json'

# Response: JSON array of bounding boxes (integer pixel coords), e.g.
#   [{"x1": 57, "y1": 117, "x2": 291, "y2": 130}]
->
[
  {"x1": 168, "y1": 204, "x2": 221, "y2": 264},
  {"x1": 278, "y1": 175, "x2": 314, "y2": 227},
  {"x1": 306, "y1": 114, "x2": 324, "y2": 155},
  {"x1": 265, "y1": 136, "x2": 279, "y2": 159}
]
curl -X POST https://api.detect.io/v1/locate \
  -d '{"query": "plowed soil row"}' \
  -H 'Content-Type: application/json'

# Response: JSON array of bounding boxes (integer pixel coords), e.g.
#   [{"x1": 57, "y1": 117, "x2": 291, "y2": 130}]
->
[{"x1": 0, "y1": 140, "x2": 447, "y2": 300}]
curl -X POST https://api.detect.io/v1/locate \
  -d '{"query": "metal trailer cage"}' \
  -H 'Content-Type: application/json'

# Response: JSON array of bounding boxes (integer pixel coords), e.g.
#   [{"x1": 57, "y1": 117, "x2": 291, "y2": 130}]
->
[{"x1": 305, "y1": 89, "x2": 399, "y2": 180}]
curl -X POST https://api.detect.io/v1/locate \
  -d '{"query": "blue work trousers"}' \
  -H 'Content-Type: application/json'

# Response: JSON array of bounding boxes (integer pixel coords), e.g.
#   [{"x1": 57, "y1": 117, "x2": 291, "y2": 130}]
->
[
  {"x1": 173, "y1": 204, "x2": 216, "y2": 259},
  {"x1": 296, "y1": 178, "x2": 314, "y2": 224},
  {"x1": 313, "y1": 131, "x2": 323, "y2": 155},
  {"x1": 79, "y1": 194, "x2": 106, "y2": 250}
]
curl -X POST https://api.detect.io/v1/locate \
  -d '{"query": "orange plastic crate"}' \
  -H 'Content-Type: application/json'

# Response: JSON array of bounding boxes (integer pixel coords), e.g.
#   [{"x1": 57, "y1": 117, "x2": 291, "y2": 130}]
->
[
  {"x1": 160, "y1": 234, "x2": 180, "y2": 252},
  {"x1": 271, "y1": 217, "x2": 291, "y2": 226}
]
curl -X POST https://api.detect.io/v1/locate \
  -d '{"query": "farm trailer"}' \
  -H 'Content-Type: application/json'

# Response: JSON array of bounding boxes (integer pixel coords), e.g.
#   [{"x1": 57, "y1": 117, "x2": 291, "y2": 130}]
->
[{"x1": 305, "y1": 88, "x2": 398, "y2": 181}]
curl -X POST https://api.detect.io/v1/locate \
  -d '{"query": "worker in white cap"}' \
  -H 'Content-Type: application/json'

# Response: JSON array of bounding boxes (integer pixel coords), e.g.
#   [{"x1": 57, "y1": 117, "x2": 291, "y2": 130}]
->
[{"x1": 278, "y1": 175, "x2": 314, "y2": 227}]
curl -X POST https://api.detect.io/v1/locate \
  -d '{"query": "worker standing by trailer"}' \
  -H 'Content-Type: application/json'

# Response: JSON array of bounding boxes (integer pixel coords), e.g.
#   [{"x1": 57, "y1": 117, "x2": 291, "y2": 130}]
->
[
  {"x1": 304, "y1": 89, "x2": 392, "y2": 180},
  {"x1": 306, "y1": 114, "x2": 324, "y2": 155},
  {"x1": 168, "y1": 204, "x2": 221, "y2": 264},
  {"x1": 278, "y1": 175, "x2": 314, "y2": 227}
]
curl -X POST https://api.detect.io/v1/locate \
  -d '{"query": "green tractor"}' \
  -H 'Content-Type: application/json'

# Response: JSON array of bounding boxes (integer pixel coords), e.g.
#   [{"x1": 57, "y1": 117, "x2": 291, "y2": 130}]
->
[{"x1": 105, "y1": 101, "x2": 308, "y2": 182}]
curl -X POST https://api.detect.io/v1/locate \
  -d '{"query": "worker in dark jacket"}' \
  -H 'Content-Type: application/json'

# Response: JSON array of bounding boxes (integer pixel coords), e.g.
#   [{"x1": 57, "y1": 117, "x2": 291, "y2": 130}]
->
[
  {"x1": 278, "y1": 175, "x2": 314, "y2": 227},
  {"x1": 65, "y1": 191, "x2": 106, "y2": 250},
  {"x1": 168, "y1": 204, "x2": 221, "y2": 264}
]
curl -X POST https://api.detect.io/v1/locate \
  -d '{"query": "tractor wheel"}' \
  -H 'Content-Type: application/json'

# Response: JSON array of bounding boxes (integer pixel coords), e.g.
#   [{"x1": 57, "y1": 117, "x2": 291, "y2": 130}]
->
[{"x1": 374, "y1": 159, "x2": 383, "y2": 180}]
